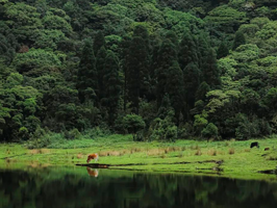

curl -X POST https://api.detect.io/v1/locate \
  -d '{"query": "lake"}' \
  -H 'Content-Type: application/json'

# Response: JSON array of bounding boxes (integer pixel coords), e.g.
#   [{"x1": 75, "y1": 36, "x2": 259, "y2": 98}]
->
[{"x1": 0, "y1": 166, "x2": 277, "y2": 208}]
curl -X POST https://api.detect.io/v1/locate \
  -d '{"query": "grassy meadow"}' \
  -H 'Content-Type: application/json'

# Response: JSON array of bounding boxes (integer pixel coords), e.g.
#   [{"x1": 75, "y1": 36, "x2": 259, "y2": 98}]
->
[{"x1": 1, "y1": 134, "x2": 277, "y2": 181}]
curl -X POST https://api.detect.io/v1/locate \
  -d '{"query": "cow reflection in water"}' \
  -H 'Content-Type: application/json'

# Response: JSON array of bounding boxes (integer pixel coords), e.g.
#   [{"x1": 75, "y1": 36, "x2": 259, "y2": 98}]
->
[{"x1": 87, "y1": 167, "x2": 99, "y2": 177}]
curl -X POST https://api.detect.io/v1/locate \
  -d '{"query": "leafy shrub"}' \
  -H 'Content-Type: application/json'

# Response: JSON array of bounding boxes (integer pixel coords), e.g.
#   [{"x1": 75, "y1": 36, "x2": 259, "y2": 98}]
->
[
  {"x1": 234, "y1": 114, "x2": 271, "y2": 140},
  {"x1": 64, "y1": 128, "x2": 81, "y2": 140},
  {"x1": 83, "y1": 127, "x2": 111, "y2": 139},
  {"x1": 133, "y1": 130, "x2": 144, "y2": 141},
  {"x1": 165, "y1": 126, "x2": 177, "y2": 141},
  {"x1": 19, "y1": 127, "x2": 29, "y2": 141},
  {"x1": 235, "y1": 114, "x2": 257, "y2": 140},
  {"x1": 193, "y1": 114, "x2": 208, "y2": 135},
  {"x1": 26, "y1": 133, "x2": 50, "y2": 149},
  {"x1": 25, "y1": 127, "x2": 62, "y2": 149},
  {"x1": 147, "y1": 117, "x2": 178, "y2": 142},
  {"x1": 259, "y1": 118, "x2": 272, "y2": 135},
  {"x1": 114, "y1": 116, "x2": 128, "y2": 134},
  {"x1": 201, "y1": 123, "x2": 219, "y2": 139},
  {"x1": 122, "y1": 114, "x2": 146, "y2": 134},
  {"x1": 178, "y1": 122, "x2": 194, "y2": 139},
  {"x1": 31, "y1": 126, "x2": 46, "y2": 139}
]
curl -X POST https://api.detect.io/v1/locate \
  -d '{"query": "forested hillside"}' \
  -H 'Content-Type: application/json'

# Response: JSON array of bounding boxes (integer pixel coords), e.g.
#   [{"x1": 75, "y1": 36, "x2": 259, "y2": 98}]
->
[{"x1": 1, "y1": 0, "x2": 277, "y2": 143}]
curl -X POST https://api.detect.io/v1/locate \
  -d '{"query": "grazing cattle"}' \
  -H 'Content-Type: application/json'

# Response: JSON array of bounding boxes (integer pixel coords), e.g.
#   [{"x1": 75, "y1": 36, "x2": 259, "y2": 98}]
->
[
  {"x1": 264, "y1": 147, "x2": 270, "y2": 151},
  {"x1": 87, "y1": 153, "x2": 99, "y2": 163},
  {"x1": 250, "y1": 142, "x2": 259, "y2": 148}
]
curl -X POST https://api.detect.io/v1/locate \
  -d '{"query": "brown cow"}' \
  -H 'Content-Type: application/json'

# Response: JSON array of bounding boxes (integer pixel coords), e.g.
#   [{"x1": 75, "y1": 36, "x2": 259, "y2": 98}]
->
[{"x1": 87, "y1": 153, "x2": 99, "y2": 163}]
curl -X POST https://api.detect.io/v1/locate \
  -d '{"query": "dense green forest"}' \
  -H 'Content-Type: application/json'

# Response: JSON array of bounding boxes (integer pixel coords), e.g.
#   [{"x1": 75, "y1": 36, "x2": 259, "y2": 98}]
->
[{"x1": 1, "y1": 0, "x2": 277, "y2": 143}]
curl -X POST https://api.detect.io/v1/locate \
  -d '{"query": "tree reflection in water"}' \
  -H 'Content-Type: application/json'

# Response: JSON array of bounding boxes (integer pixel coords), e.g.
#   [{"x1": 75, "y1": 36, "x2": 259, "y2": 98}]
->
[{"x1": 0, "y1": 168, "x2": 277, "y2": 208}]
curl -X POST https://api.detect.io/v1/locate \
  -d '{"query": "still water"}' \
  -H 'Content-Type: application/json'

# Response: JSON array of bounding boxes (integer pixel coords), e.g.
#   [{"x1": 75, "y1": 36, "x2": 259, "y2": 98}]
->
[{"x1": 0, "y1": 167, "x2": 277, "y2": 208}]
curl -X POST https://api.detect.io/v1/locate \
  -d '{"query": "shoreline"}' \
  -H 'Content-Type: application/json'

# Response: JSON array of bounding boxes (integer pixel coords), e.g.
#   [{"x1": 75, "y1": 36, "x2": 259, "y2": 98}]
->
[{"x1": 1, "y1": 137, "x2": 277, "y2": 182}]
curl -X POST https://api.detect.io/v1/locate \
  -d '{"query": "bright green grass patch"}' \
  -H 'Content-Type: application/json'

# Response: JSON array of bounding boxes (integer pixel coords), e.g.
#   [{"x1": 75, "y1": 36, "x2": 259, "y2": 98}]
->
[{"x1": 1, "y1": 135, "x2": 277, "y2": 181}]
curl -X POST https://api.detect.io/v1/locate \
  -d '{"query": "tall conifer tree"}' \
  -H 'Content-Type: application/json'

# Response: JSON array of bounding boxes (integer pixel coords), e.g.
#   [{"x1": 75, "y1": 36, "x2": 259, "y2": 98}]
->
[
  {"x1": 179, "y1": 32, "x2": 198, "y2": 70},
  {"x1": 157, "y1": 93, "x2": 172, "y2": 119},
  {"x1": 134, "y1": 25, "x2": 151, "y2": 99},
  {"x1": 126, "y1": 26, "x2": 150, "y2": 113},
  {"x1": 165, "y1": 61, "x2": 185, "y2": 123},
  {"x1": 96, "y1": 46, "x2": 107, "y2": 100},
  {"x1": 120, "y1": 36, "x2": 132, "y2": 112},
  {"x1": 183, "y1": 62, "x2": 201, "y2": 110},
  {"x1": 102, "y1": 50, "x2": 121, "y2": 125},
  {"x1": 93, "y1": 31, "x2": 106, "y2": 56},
  {"x1": 165, "y1": 31, "x2": 179, "y2": 48},
  {"x1": 156, "y1": 38, "x2": 178, "y2": 107},
  {"x1": 196, "y1": 33, "x2": 210, "y2": 71},
  {"x1": 202, "y1": 49, "x2": 221, "y2": 89},
  {"x1": 77, "y1": 39, "x2": 98, "y2": 103},
  {"x1": 149, "y1": 35, "x2": 162, "y2": 101},
  {"x1": 133, "y1": 25, "x2": 150, "y2": 48},
  {"x1": 195, "y1": 81, "x2": 211, "y2": 102}
]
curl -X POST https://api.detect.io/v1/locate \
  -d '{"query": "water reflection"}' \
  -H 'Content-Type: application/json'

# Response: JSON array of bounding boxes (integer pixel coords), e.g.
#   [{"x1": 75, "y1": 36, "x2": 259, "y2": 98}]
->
[
  {"x1": 86, "y1": 167, "x2": 99, "y2": 177},
  {"x1": 0, "y1": 168, "x2": 277, "y2": 208}
]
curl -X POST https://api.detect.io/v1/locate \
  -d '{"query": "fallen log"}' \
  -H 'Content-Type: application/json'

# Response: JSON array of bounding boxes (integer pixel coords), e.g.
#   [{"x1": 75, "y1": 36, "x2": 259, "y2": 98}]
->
[
  {"x1": 76, "y1": 163, "x2": 146, "y2": 168},
  {"x1": 76, "y1": 160, "x2": 224, "y2": 169},
  {"x1": 76, "y1": 163, "x2": 110, "y2": 168}
]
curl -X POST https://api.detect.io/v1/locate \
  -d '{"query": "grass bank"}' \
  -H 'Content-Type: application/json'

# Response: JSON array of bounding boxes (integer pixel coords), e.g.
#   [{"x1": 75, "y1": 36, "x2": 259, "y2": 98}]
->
[{"x1": 1, "y1": 134, "x2": 277, "y2": 181}]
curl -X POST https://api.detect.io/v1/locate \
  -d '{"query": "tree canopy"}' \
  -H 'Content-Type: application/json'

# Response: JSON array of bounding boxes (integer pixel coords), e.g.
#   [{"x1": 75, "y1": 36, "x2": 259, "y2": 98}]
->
[{"x1": 0, "y1": 0, "x2": 277, "y2": 142}]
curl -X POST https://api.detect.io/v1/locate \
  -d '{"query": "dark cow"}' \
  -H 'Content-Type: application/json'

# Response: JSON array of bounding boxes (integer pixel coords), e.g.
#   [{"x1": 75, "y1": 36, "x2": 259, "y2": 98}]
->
[
  {"x1": 264, "y1": 147, "x2": 270, "y2": 151},
  {"x1": 250, "y1": 142, "x2": 259, "y2": 148}
]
